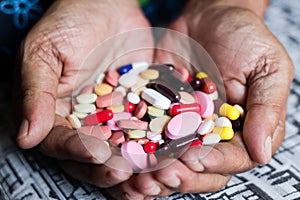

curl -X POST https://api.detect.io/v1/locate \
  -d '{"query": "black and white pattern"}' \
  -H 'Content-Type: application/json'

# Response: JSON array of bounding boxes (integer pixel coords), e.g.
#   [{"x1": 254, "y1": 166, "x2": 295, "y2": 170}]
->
[{"x1": 1, "y1": 0, "x2": 300, "y2": 199}]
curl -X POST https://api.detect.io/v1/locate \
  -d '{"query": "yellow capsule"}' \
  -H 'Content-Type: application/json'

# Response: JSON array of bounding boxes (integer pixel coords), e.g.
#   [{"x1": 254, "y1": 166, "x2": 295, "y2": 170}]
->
[
  {"x1": 233, "y1": 104, "x2": 245, "y2": 119},
  {"x1": 195, "y1": 72, "x2": 208, "y2": 79},
  {"x1": 147, "y1": 106, "x2": 165, "y2": 117},
  {"x1": 219, "y1": 103, "x2": 240, "y2": 120},
  {"x1": 94, "y1": 83, "x2": 113, "y2": 96},
  {"x1": 213, "y1": 127, "x2": 234, "y2": 140}
]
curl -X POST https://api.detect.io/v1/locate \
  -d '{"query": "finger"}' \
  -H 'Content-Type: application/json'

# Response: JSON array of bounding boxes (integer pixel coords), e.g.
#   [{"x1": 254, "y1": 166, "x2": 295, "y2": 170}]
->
[
  {"x1": 17, "y1": 40, "x2": 63, "y2": 149},
  {"x1": 243, "y1": 52, "x2": 293, "y2": 164},
  {"x1": 61, "y1": 155, "x2": 132, "y2": 188},
  {"x1": 135, "y1": 159, "x2": 231, "y2": 195},
  {"x1": 39, "y1": 115, "x2": 111, "y2": 164}
]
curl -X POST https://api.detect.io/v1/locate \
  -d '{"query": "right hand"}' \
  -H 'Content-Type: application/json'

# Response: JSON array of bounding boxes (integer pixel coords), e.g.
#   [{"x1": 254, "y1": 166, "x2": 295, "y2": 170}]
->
[{"x1": 17, "y1": 0, "x2": 153, "y2": 188}]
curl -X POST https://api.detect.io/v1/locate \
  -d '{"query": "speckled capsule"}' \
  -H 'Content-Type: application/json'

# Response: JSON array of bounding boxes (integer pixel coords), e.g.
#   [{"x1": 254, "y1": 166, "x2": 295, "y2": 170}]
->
[{"x1": 219, "y1": 103, "x2": 240, "y2": 120}]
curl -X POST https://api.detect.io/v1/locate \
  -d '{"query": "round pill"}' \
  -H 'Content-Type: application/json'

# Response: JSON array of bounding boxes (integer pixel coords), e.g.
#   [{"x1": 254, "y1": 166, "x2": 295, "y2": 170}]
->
[
  {"x1": 106, "y1": 70, "x2": 120, "y2": 87},
  {"x1": 219, "y1": 103, "x2": 240, "y2": 120},
  {"x1": 121, "y1": 141, "x2": 148, "y2": 171},
  {"x1": 197, "y1": 119, "x2": 215, "y2": 135},
  {"x1": 140, "y1": 69, "x2": 159, "y2": 80},
  {"x1": 215, "y1": 117, "x2": 232, "y2": 128},
  {"x1": 74, "y1": 103, "x2": 96, "y2": 114},
  {"x1": 144, "y1": 141, "x2": 158, "y2": 153},
  {"x1": 118, "y1": 73, "x2": 138, "y2": 88},
  {"x1": 127, "y1": 92, "x2": 141, "y2": 104},
  {"x1": 76, "y1": 93, "x2": 97, "y2": 104},
  {"x1": 202, "y1": 133, "x2": 221, "y2": 145},
  {"x1": 165, "y1": 112, "x2": 201, "y2": 140},
  {"x1": 194, "y1": 91, "x2": 214, "y2": 118},
  {"x1": 94, "y1": 83, "x2": 113, "y2": 96},
  {"x1": 149, "y1": 116, "x2": 171, "y2": 133},
  {"x1": 179, "y1": 91, "x2": 195, "y2": 104}
]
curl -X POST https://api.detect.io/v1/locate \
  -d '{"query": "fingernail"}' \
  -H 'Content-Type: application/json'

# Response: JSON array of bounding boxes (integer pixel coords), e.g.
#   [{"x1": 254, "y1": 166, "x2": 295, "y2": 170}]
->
[
  {"x1": 193, "y1": 160, "x2": 205, "y2": 172},
  {"x1": 264, "y1": 136, "x2": 272, "y2": 163},
  {"x1": 166, "y1": 176, "x2": 181, "y2": 188},
  {"x1": 150, "y1": 184, "x2": 161, "y2": 196},
  {"x1": 18, "y1": 119, "x2": 29, "y2": 139}
]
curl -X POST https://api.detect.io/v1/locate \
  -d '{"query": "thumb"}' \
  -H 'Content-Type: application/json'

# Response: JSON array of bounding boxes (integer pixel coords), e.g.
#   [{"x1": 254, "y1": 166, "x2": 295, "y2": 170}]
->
[{"x1": 17, "y1": 41, "x2": 62, "y2": 149}]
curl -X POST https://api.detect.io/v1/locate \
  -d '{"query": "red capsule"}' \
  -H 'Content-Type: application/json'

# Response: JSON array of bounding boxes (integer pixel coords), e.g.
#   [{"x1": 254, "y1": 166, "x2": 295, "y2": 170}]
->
[
  {"x1": 171, "y1": 103, "x2": 201, "y2": 116},
  {"x1": 144, "y1": 141, "x2": 158, "y2": 153},
  {"x1": 190, "y1": 139, "x2": 203, "y2": 147},
  {"x1": 200, "y1": 77, "x2": 216, "y2": 94},
  {"x1": 85, "y1": 110, "x2": 114, "y2": 125},
  {"x1": 125, "y1": 101, "x2": 135, "y2": 112}
]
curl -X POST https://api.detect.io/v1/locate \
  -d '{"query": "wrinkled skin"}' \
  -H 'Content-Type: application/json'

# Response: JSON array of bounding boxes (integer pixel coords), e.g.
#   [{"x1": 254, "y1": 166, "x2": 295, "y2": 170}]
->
[{"x1": 17, "y1": 0, "x2": 294, "y2": 199}]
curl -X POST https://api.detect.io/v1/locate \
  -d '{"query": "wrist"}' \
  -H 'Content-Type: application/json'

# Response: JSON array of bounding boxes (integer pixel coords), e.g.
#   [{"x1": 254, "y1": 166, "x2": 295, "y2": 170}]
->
[{"x1": 184, "y1": 0, "x2": 269, "y2": 19}]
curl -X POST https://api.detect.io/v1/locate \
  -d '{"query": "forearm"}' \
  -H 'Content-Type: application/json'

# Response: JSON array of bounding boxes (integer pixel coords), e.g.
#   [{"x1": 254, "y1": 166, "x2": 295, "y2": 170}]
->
[{"x1": 184, "y1": 0, "x2": 269, "y2": 19}]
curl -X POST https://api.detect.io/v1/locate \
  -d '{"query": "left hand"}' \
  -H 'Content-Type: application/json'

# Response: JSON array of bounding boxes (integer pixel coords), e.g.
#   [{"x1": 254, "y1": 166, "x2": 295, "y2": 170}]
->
[{"x1": 107, "y1": 1, "x2": 294, "y2": 199}]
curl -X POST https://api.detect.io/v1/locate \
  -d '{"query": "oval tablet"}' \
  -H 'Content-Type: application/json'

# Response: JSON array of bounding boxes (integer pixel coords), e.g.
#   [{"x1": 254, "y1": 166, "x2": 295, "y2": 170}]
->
[
  {"x1": 96, "y1": 91, "x2": 124, "y2": 108},
  {"x1": 215, "y1": 117, "x2": 232, "y2": 128},
  {"x1": 127, "y1": 92, "x2": 140, "y2": 104},
  {"x1": 76, "y1": 93, "x2": 97, "y2": 104},
  {"x1": 149, "y1": 116, "x2": 170, "y2": 133},
  {"x1": 179, "y1": 91, "x2": 195, "y2": 104},
  {"x1": 106, "y1": 70, "x2": 120, "y2": 87},
  {"x1": 197, "y1": 120, "x2": 215, "y2": 135},
  {"x1": 94, "y1": 83, "x2": 113, "y2": 96},
  {"x1": 194, "y1": 91, "x2": 214, "y2": 118},
  {"x1": 140, "y1": 69, "x2": 159, "y2": 80},
  {"x1": 74, "y1": 103, "x2": 96, "y2": 114},
  {"x1": 121, "y1": 141, "x2": 148, "y2": 171},
  {"x1": 202, "y1": 133, "x2": 221, "y2": 145},
  {"x1": 134, "y1": 100, "x2": 148, "y2": 119},
  {"x1": 165, "y1": 112, "x2": 201, "y2": 140},
  {"x1": 118, "y1": 73, "x2": 138, "y2": 88}
]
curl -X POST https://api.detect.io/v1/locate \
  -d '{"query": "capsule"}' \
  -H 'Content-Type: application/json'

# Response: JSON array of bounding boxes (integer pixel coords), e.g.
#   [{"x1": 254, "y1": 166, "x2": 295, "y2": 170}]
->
[
  {"x1": 85, "y1": 109, "x2": 114, "y2": 125},
  {"x1": 189, "y1": 78, "x2": 202, "y2": 90},
  {"x1": 147, "y1": 81, "x2": 181, "y2": 102},
  {"x1": 195, "y1": 71, "x2": 208, "y2": 79},
  {"x1": 171, "y1": 103, "x2": 201, "y2": 116},
  {"x1": 219, "y1": 103, "x2": 240, "y2": 120},
  {"x1": 200, "y1": 77, "x2": 217, "y2": 94},
  {"x1": 124, "y1": 101, "x2": 135, "y2": 112},
  {"x1": 213, "y1": 127, "x2": 234, "y2": 140},
  {"x1": 141, "y1": 88, "x2": 171, "y2": 110},
  {"x1": 149, "y1": 64, "x2": 174, "y2": 73},
  {"x1": 118, "y1": 61, "x2": 149, "y2": 75}
]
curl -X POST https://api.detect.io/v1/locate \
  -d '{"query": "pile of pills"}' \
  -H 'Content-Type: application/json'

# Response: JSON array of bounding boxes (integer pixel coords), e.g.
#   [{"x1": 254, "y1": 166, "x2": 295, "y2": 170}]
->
[{"x1": 66, "y1": 61, "x2": 244, "y2": 171}]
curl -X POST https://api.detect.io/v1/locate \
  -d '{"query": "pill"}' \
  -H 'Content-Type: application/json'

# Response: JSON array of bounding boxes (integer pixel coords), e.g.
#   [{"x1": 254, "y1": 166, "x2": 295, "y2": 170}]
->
[
  {"x1": 67, "y1": 114, "x2": 82, "y2": 128},
  {"x1": 179, "y1": 91, "x2": 195, "y2": 104},
  {"x1": 106, "y1": 70, "x2": 120, "y2": 87},
  {"x1": 80, "y1": 84, "x2": 96, "y2": 94},
  {"x1": 94, "y1": 83, "x2": 113, "y2": 96},
  {"x1": 147, "y1": 106, "x2": 165, "y2": 117},
  {"x1": 149, "y1": 64, "x2": 174, "y2": 73},
  {"x1": 146, "y1": 81, "x2": 181, "y2": 102},
  {"x1": 96, "y1": 72, "x2": 105, "y2": 84},
  {"x1": 118, "y1": 73, "x2": 138, "y2": 88},
  {"x1": 171, "y1": 103, "x2": 201, "y2": 116},
  {"x1": 84, "y1": 109, "x2": 114, "y2": 125},
  {"x1": 109, "y1": 131, "x2": 125, "y2": 146},
  {"x1": 107, "y1": 105, "x2": 125, "y2": 113},
  {"x1": 128, "y1": 130, "x2": 147, "y2": 139},
  {"x1": 200, "y1": 77, "x2": 217, "y2": 94},
  {"x1": 190, "y1": 139, "x2": 203, "y2": 147},
  {"x1": 189, "y1": 78, "x2": 202, "y2": 90},
  {"x1": 79, "y1": 125, "x2": 112, "y2": 140},
  {"x1": 165, "y1": 112, "x2": 201, "y2": 140},
  {"x1": 213, "y1": 127, "x2": 234, "y2": 140},
  {"x1": 74, "y1": 103, "x2": 96, "y2": 114},
  {"x1": 149, "y1": 116, "x2": 171, "y2": 133},
  {"x1": 194, "y1": 91, "x2": 214, "y2": 118},
  {"x1": 187, "y1": 75, "x2": 193, "y2": 82},
  {"x1": 134, "y1": 138, "x2": 149, "y2": 145},
  {"x1": 118, "y1": 61, "x2": 149, "y2": 75},
  {"x1": 127, "y1": 92, "x2": 141, "y2": 104},
  {"x1": 124, "y1": 101, "x2": 135, "y2": 112},
  {"x1": 141, "y1": 88, "x2": 171, "y2": 110},
  {"x1": 131, "y1": 77, "x2": 149, "y2": 93},
  {"x1": 175, "y1": 67, "x2": 189, "y2": 82},
  {"x1": 144, "y1": 141, "x2": 158, "y2": 153},
  {"x1": 197, "y1": 119, "x2": 215, "y2": 135},
  {"x1": 95, "y1": 91, "x2": 124, "y2": 108},
  {"x1": 146, "y1": 131, "x2": 163, "y2": 141},
  {"x1": 117, "y1": 119, "x2": 148, "y2": 130},
  {"x1": 195, "y1": 72, "x2": 208, "y2": 79},
  {"x1": 121, "y1": 141, "x2": 148, "y2": 171},
  {"x1": 159, "y1": 72, "x2": 192, "y2": 92},
  {"x1": 219, "y1": 103, "x2": 240, "y2": 120},
  {"x1": 107, "y1": 112, "x2": 132, "y2": 131},
  {"x1": 134, "y1": 99, "x2": 148, "y2": 119},
  {"x1": 215, "y1": 117, "x2": 232, "y2": 128},
  {"x1": 231, "y1": 117, "x2": 244, "y2": 132},
  {"x1": 140, "y1": 69, "x2": 159, "y2": 80},
  {"x1": 233, "y1": 104, "x2": 245, "y2": 118},
  {"x1": 114, "y1": 86, "x2": 127, "y2": 96},
  {"x1": 209, "y1": 90, "x2": 219, "y2": 100},
  {"x1": 76, "y1": 93, "x2": 97, "y2": 104},
  {"x1": 202, "y1": 133, "x2": 221, "y2": 145},
  {"x1": 73, "y1": 111, "x2": 88, "y2": 119}
]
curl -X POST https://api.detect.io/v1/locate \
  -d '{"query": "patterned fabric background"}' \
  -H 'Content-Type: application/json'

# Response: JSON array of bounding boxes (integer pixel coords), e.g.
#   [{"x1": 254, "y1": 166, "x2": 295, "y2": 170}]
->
[{"x1": 0, "y1": 0, "x2": 300, "y2": 199}]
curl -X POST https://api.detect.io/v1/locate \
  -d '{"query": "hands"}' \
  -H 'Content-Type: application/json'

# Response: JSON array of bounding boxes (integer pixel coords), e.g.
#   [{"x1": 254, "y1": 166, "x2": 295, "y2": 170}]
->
[{"x1": 17, "y1": 0, "x2": 294, "y2": 199}]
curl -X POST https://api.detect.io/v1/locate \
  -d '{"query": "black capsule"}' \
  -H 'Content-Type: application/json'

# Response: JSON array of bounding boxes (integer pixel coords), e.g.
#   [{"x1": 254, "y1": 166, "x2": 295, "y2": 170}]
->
[
  {"x1": 149, "y1": 64, "x2": 174, "y2": 74},
  {"x1": 231, "y1": 117, "x2": 244, "y2": 132},
  {"x1": 189, "y1": 78, "x2": 202, "y2": 90},
  {"x1": 147, "y1": 81, "x2": 181, "y2": 102}
]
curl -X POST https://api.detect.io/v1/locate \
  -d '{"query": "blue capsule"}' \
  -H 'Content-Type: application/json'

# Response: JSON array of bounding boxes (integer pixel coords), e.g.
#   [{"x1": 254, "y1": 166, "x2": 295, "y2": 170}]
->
[
  {"x1": 118, "y1": 64, "x2": 133, "y2": 75},
  {"x1": 118, "y1": 61, "x2": 149, "y2": 75}
]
